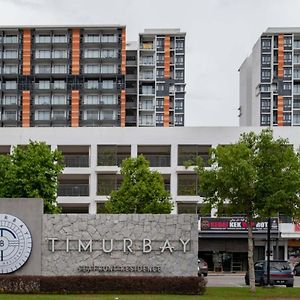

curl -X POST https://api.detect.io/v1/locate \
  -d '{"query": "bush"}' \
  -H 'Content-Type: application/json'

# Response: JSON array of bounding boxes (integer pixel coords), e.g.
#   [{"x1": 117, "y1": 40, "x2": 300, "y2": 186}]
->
[{"x1": 0, "y1": 276, "x2": 206, "y2": 295}]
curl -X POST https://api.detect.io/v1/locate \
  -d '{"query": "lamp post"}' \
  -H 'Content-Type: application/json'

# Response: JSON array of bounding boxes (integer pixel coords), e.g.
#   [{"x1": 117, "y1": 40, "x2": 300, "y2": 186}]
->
[{"x1": 267, "y1": 217, "x2": 271, "y2": 286}]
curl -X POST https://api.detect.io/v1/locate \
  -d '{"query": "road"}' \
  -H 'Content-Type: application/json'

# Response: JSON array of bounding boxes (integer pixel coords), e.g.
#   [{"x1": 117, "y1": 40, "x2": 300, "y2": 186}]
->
[{"x1": 206, "y1": 273, "x2": 300, "y2": 287}]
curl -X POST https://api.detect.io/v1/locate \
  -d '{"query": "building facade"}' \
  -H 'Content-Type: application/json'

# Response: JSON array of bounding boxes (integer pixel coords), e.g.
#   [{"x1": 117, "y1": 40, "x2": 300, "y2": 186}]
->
[
  {"x1": 0, "y1": 26, "x2": 185, "y2": 128},
  {"x1": 1, "y1": 126, "x2": 300, "y2": 271},
  {"x1": 239, "y1": 27, "x2": 300, "y2": 127}
]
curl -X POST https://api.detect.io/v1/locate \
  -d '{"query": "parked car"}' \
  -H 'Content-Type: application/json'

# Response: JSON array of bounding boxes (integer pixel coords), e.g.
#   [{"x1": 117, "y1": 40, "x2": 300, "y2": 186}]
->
[
  {"x1": 293, "y1": 262, "x2": 300, "y2": 276},
  {"x1": 245, "y1": 260, "x2": 294, "y2": 287},
  {"x1": 198, "y1": 258, "x2": 208, "y2": 277}
]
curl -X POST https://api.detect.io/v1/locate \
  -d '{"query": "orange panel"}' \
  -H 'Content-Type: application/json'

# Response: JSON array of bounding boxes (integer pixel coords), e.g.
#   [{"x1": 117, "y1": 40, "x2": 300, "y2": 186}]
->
[
  {"x1": 121, "y1": 89, "x2": 126, "y2": 127},
  {"x1": 278, "y1": 34, "x2": 284, "y2": 78},
  {"x1": 22, "y1": 91, "x2": 30, "y2": 127},
  {"x1": 72, "y1": 28, "x2": 80, "y2": 75},
  {"x1": 277, "y1": 95, "x2": 283, "y2": 126},
  {"x1": 164, "y1": 35, "x2": 170, "y2": 79},
  {"x1": 71, "y1": 90, "x2": 80, "y2": 127},
  {"x1": 23, "y1": 29, "x2": 31, "y2": 75},
  {"x1": 121, "y1": 28, "x2": 126, "y2": 75},
  {"x1": 163, "y1": 96, "x2": 170, "y2": 127}
]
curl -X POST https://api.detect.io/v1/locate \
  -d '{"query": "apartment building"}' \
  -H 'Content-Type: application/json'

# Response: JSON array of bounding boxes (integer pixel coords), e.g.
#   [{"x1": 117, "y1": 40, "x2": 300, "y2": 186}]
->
[
  {"x1": 239, "y1": 27, "x2": 300, "y2": 127},
  {"x1": 0, "y1": 26, "x2": 185, "y2": 127}
]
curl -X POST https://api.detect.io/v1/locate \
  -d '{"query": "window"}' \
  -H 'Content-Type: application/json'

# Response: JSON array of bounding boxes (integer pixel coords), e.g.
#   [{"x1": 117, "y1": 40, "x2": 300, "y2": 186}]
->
[
  {"x1": 84, "y1": 49, "x2": 100, "y2": 58},
  {"x1": 261, "y1": 114, "x2": 270, "y2": 125},
  {"x1": 293, "y1": 112, "x2": 300, "y2": 124},
  {"x1": 175, "y1": 85, "x2": 185, "y2": 92},
  {"x1": 86, "y1": 80, "x2": 99, "y2": 89},
  {"x1": 52, "y1": 110, "x2": 66, "y2": 120},
  {"x1": 156, "y1": 38, "x2": 164, "y2": 48},
  {"x1": 157, "y1": 54, "x2": 164, "y2": 63},
  {"x1": 3, "y1": 95, "x2": 17, "y2": 105},
  {"x1": 4, "y1": 35, "x2": 18, "y2": 43},
  {"x1": 261, "y1": 39, "x2": 271, "y2": 50},
  {"x1": 140, "y1": 70, "x2": 153, "y2": 80},
  {"x1": 295, "y1": 69, "x2": 300, "y2": 79},
  {"x1": 52, "y1": 64, "x2": 67, "y2": 74},
  {"x1": 284, "y1": 68, "x2": 292, "y2": 77},
  {"x1": 175, "y1": 114, "x2": 184, "y2": 125},
  {"x1": 35, "y1": 50, "x2": 51, "y2": 59},
  {"x1": 284, "y1": 52, "x2": 292, "y2": 63},
  {"x1": 176, "y1": 55, "x2": 184, "y2": 64},
  {"x1": 175, "y1": 99, "x2": 184, "y2": 110},
  {"x1": 84, "y1": 34, "x2": 100, "y2": 43},
  {"x1": 4, "y1": 50, "x2": 18, "y2": 59},
  {"x1": 176, "y1": 40, "x2": 184, "y2": 50},
  {"x1": 5, "y1": 81, "x2": 17, "y2": 89},
  {"x1": 175, "y1": 70, "x2": 184, "y2": 79},
  {"x1": 261, "y1": 98, "x2": 270, "y2": 110},
  {"x1": 140, "y1": 99, "x2": 153, "y2": 110},
  {"x1": 35, "y1": 65, "x2": 51, "y2": 74},
  {"x1": 3, "y1": 110, "x2": 17, "y2": 120},
  {"x1": 156, "y1": 68, "x2": 164, "y2": 78},
  {"x1": 84, "y1": 110, "x2": 99, "y2": 120},
  {"x1": 295, "y1": 40, "x2": 300, "y2": 49},
  {"x1": 83, "y1": 95, "x2": 99, "y2": 105},
  {"x1": 100, "y1": 49, "x2": 117, "y2": 58},
  {"x1": 261, "y1": 70, "x2": 271, "y2": 80},
  {"x1": 101, "y1": 34, "x2": 117, "y2": 43},
  {"x1": 53, "y1": 80, "x2": 66, "y2": 89},
  {"x1": 156, "y1": 114, "x2": 163, "y2": 123},
  {"x1": 35, "y1": 110, "x2": 50, "y2": 121},
  {"x1": 101, "y1": 94, "x2": 117, "y2": 105},
  {"x1": 100, "y1": 109, "x2": 116, "y2": 120},
  {"x1": 100, "y1": 64, "x2": 116, "y2": 74},
  {"x1": 84, "y1": 64, "x2": 100, "y2": 74},
  {"x1": 52, "y1": 94, "x2": 67, "y2": 105},
  {"x1": 261, "y1": 55, "x2": 271, "y2": 64},
  {"x1": 294, "y1": 84, "x2": 300, "y2": 94},
  {"x1": 3, "y1": 65, "x2": 18, "y2": 74},
  {"x1": 283, "y1": 83, "x2": 292, "y2": 91},
  {"x1": 102, "y1": 80, "x2": 114, "y2": 89},
  {"x1": 141, "y1": 56, "x2": 153, "y2": 65},
  {"x1": 283, "y1": 113, "x2": 291, "y2": 122},
  {"x1": 34, "y1": 95, "x2": 50, "y2": 105},
  {"x1": 38, "y1": 81, "x2": 50, "y2": 89},
  {"x1": 142, "y1": 85, "x2": 154, "y2": 94},
  {"x1": 53, "y1": 34, "x2": 67, "y2": 43},
  {"x1": 260, "y1": 84, "x2": 270, "y2": 92},
  {"x1": 52, "y1": 49, "x2": 68, "y2": 59},
  {"x1": 35, "y1": 35, "x2": 51, "y2": 43},
  {"x1": 156, "y1": 98, "x2": 164, "y2": 109},
  {"x1": 283, "y1": 97, "x2": 292, "y2": 110},
  {"x1": 284, "y1": 36, "x2": 292, "y2": 47},
  {"x1": 156, "y1": 83, "x2": 164, "y2": 91},
  {"x1": 139, "y1": 114, "x2": 153, "y2": 125}
]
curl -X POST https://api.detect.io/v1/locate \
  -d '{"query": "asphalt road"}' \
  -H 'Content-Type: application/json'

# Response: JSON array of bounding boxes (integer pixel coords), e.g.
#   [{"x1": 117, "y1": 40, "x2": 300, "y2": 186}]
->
[{"x1": 206, "y1": 273, "x2": 300, "y2": 287}]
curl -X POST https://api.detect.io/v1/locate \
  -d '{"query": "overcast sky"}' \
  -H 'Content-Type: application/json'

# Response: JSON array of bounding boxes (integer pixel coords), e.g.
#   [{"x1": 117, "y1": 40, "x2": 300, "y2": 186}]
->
[{"x1": 2, "y1": 0, "x2": 300, "y2": 126}]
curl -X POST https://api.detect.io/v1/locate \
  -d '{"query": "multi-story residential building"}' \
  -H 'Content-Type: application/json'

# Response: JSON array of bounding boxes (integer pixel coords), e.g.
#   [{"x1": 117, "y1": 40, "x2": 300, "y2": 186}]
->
[
  {"x1": 1, "y1": 126, "x2": 300, "y2": 271},
  {"x1": 239, "y1": 27, "x2": 300, "y2": 127},
  {"x1": 0, "y1": 26, "x2": 185, "y2": 127}
]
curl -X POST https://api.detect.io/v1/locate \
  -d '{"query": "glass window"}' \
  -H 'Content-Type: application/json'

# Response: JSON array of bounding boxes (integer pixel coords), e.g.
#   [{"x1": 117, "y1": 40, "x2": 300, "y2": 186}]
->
[
  {"x1": 100, "y1": 49, "x2": 117, "y2": 58},
  {"x1": 156, "y1": 98, "x2": 164, "y2": 108},
  {"x1": 156, "y1": 84, "x2": 164, "y2": 91},
  {"x1": 3, "y1": 35, "x2": 18, "y2": 43},
  {"x1": 34, "y1": 95, "x2": 50, "y2": 105},
  {"x1": 156, "y1": 113, "x2": 163, "y2": 123},
  {"x1": 100, "y1": 109, "x2": 116, "y2": 120},
  {"x1": 101, "y1": 94, "x2": 117, "y2": 105},
  {"x1": 139, "y1": 114, "x2": 153, "y2": 125},
  {"x1": 53, "y1": 80, "x2": 66, "y2": 89},
  {"x1": 84, "y1": 64, "x2": 100, "y2": 74},
  {"x1": 293, "y1": 112, "x2": 300, "y2": 124},
  {"x1": 156, "y1": 68, "x2": 164, "y2": 78},
  {"x1": 3, "y1": 95, "x2": 17, "y2": 105},
  {"x1": 261, "y1": 39, "x2": 271, "y2": 50},
  {"x1": 35, "y1": 110, "x2": 50, "y2": 120},
  {"x1": 52, "y1": 34, "x2": 67, "y2": 43},
  {"x1": 84, "y1": 110, "x2": 99, "y2": 120},
  {"x1": 156, "y1": 38, "x2": 164, "y2": 48},
  {"x1": 176, "y1": 40, "x2": 184, "y2": 50},
  {"x1": 83, "y1": 95, "x2": 99, "y2": 105},
  {"x1": 142, "y1": 85, "x2": 154, "y2": 94},
  {"x1": 35, "y1": 50, "x2": 51, "y2": 59},
  {"x1": 3, "y1": 110, "x2": 17, "y2": 120},
  {"x1": 141, "y1": 70, "x2": 154, "y2": 80},
  {"x1": 101, "y1": 34, "x2": 117, "y2": 43},
  {"x1": 261, "y1": 114, "x2": 270, "y2": 125},
  {"x1": 35, "y1": 35, "x2": 51, "y2": 43},
  {"x1": 52, "y1": 94, "x2": 67, "y2": 105},
  {"x1": 284, "y1": 36, "x2": 292, "y2": 47},
  {"x1": 52, "y1": 49, "x2": 68, "y2": 59},
  {"x1": 261, "y1": 70, "x2": 271, "y2": 80},
  {"x1": 141, "y1": 55, "x2": 153, "y2": 65},
  {"x1": 284, "y1": 52, "x2": 292, "y2": 63},
  {"x1": 4, "y1": 50, "x2": 18, "y2": 59},
  {"x1": 175, "y1": 99, "x2": 184, "y2": 110},
  {"x1": 102, "y1": 80, "x2": 114, "y2": 89},
  {"x1": 175, "y1": 70, "x2": 184, "y2": 79},
  {"x1": 52, "y1": 64, "x2": 67, "y2": 74},
  {"x1": 86, "y1": 80, "x2": 99, "y2": 89},
  {"x1": 84, "y1": 49, "x2": 100, "y2": 58},
  {"x1": 176, "y1": 55, "x2": 184, "y2": 64},
  {"x1": 261, "y1": 98, "x2": 270, "y2": 110},
  {"x1": 5, "y1": 81, "x2": 17, "y2": 89},
  {"x1": 3, "y1": 65, "x2": 18, "y2": 74},
  {"x1": 283, "y1": 97, "x2": 292, "y2": 110},
  {"x1": 157, "y1": 54, "x2": 164, "y2": 62},
  {"x1": 140, "y1": 99, "x2": 153, "y2": 109},
  {"x1": 84, "y1": 34, "x2": 100, "y2": 43},
  {"x1": 284, "y1": 68, "x2": 292, "y2": 77},
  {"x1": 261, "y1": 55, "x2": 271, "y2": 64},
  {"x1": 38, "y1": 81, "x2": 50, "y2": 89},
  {"x1": 283, "y1": 113, "x2": 291, "y2": 122},
  {"x1": 175, "y1": 85, "x2": 185, "y2": 92},
  {"x1": 52, "y1": 110, "x2": 66, "y2": 120},
  {"x1": 35, "y1": 65, "x2": 51, "y2": 74},
  {"x1": 283, "y1": 83, "x2": 291, "y2": 91},
  {"x1": 100, "y1": 64, "x2": 116, "y2": 74},
  {"x1": 175, "y1": 114, "x2": 184, "y2": 125}
]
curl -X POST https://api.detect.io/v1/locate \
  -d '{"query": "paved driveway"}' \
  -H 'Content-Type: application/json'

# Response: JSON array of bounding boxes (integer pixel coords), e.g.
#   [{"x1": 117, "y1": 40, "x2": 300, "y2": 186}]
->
[{"x1": 206, "y1": 273, "x2": 300, "y2": 287}]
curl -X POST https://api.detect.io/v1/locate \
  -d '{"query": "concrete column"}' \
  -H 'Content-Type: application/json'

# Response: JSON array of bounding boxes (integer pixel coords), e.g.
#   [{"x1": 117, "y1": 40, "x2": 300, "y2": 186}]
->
[
  {"x1": 89, "y1": 144, "x2": 98, "y2": 208},
  {"x1": 89, "y1": 201, "x2": 97, "y2": 214},
  {"x1": 170, "y1": 143, "x2": 178, "y2": 214},
  {"x1": 131, "y1": 144, "x2": 137, "y2": 158},
  {"x1": 284, "y1": 240, "x2": 288, "y2": 260}
]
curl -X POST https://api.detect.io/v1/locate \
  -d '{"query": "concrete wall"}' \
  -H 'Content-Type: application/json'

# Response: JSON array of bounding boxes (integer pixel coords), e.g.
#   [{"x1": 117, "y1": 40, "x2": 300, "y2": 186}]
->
[{"x1": 41, "y1": 214, "x2": 198, "y2": 276}]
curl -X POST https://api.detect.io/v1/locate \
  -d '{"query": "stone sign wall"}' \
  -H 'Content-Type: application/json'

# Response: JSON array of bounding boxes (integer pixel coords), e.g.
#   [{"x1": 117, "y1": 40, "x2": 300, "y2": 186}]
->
[{"x1": 42, "y1": 214, "x2": 198, "y2": 276}]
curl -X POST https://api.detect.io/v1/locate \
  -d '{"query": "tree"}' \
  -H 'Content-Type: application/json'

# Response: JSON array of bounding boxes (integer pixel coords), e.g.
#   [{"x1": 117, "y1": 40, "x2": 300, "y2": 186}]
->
[
  {"x1": 105, "y1": 155, "x2": 172, "y2": 213},
  {"x1": 196, "y1": 129, "x2": 300, "y2": 292},
  {"x1": 0, "y1": 141, "x2": 64, "y2": 213}
]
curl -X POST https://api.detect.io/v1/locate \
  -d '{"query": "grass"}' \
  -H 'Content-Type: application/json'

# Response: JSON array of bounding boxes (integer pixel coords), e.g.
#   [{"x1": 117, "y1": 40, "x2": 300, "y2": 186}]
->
[{"x1": 0, "y1": 288, "x2": 300, "y2": 300}]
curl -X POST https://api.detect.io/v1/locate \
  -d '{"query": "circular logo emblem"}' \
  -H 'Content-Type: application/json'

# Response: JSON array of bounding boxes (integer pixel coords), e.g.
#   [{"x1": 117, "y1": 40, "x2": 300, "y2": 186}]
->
[{"x1": 0, "y1": 214, "x2": 32, "y2": 274}]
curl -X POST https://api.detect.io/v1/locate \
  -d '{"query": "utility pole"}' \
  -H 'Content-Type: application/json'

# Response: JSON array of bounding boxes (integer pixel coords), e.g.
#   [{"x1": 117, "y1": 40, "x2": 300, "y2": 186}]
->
[{"x1": 267, "y1": 217, "x2": 271, "y2": 286}]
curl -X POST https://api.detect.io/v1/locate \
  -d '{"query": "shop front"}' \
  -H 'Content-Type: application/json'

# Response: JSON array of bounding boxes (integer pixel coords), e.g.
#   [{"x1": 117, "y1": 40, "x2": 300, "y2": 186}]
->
[{"x1": 198, "y1": 217, "x2": 280, "y2": 272}]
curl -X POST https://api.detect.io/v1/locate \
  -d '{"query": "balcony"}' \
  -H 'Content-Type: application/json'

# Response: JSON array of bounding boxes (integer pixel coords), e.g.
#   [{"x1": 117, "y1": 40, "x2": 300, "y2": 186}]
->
[
  {"x1": 97, "y1": 145, "x2": 131, "y2": 166},
  {"x1": 178, "y1": 145, "x2": 211, "y2": 167},
  {"x1": 57, "y1": 184, "x2": 89, "y2": 196},
  {"x1": 97, "y1": 174, "x2": 123, "y2": 195},
  {"x1": 64, "y1": 155, "x2": 89, "y2": 168},
  {"x1": 177, "y1": 174, "x2": 199, "y2": 196},
  {"x1": 138, "y1": 145, "x2": 171, "y2": 167}
]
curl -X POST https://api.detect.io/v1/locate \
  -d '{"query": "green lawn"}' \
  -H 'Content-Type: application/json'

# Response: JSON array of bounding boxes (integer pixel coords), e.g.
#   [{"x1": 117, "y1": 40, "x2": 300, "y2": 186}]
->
[{"x1": 0, "y1": 288, "x2": 300, "y2": 300}]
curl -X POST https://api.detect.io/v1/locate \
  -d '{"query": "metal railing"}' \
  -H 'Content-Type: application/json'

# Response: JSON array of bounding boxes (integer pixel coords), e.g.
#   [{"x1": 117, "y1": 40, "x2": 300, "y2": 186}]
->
[
  {"x1": 58, "y1": 184, "x2": 89, "y2": 196},
  {"x1": 64, "y1": 155, "x2": 89, "y2": 168},
  {"x1": 141, "y1": 154, "x2": 170, "y2": 167}
]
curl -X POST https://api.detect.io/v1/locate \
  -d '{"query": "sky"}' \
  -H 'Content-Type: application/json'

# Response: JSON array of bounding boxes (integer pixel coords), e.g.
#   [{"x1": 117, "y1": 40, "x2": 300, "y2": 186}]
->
[{"x1": 2, "y1": 0, "x2": 300, "y2": 126}]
